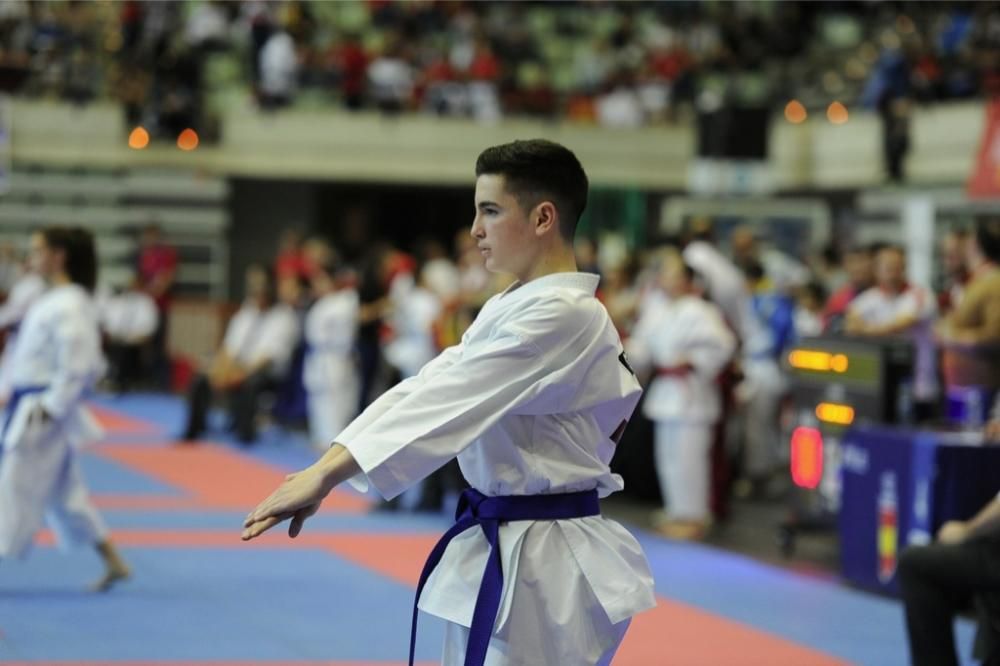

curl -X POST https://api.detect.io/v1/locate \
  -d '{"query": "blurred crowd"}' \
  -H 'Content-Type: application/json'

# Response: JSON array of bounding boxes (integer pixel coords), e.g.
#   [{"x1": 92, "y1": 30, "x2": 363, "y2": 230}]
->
[
  {"x1": 1, "y1": 215, "x2": 999, "y2": 525},
  {"x1": 0, "y1": 0, "x2": 998, "y2": 137}
]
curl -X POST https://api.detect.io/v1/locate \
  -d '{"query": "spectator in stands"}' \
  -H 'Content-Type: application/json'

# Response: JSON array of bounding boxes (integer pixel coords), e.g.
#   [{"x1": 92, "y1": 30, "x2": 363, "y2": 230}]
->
[
  {"x1": 938, "y1": 228, "x2": 971, "y2": 313},
  {"x1": 258, "y1": 20, "x2": 298, "y2": 110},
  {"x1": 135, "y1": 223, "x2": 177, "y2": 389},
  {"x1": 937, "y1": 217, "x2": 1000, "y2": 423},
  {"x1": 180, "y1": 264, "x2": 299, "y2": 444},
  {"x1": 847, "y1": 245, "x2": 939, "y2": 421},
  {"x1": 274, "y1": 227, "x2": 307, "y2": 282},
  {"x1": 898, "y1": 394, "x2": 1000, "y2": 666}
]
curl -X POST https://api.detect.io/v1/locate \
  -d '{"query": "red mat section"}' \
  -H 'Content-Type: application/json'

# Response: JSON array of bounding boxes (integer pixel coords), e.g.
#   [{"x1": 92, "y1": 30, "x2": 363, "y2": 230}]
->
[
  {"x1": 87, "y1": 405, "x2": 161, "y2": 434},
  {"x1": 93, "y1": 443, "x2": 369, "y2": 513},
  {"x1": 616, "y1": 597, "x2": 851, "y2": 666}
]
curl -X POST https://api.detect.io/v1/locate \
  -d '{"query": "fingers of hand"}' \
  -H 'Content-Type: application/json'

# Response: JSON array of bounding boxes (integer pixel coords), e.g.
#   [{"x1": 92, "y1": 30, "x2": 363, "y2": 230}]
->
[{"x1": 241, "y1": 514, "x2": 286, "y2": 541}]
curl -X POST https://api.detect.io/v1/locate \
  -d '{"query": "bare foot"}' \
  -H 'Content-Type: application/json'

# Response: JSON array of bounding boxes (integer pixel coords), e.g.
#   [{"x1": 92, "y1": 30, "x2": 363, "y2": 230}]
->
[
  {"x1": 90, "y1": 564, "x2": 131, "y2": 593},
  {"x1": 656, "y1": 520, "x2": 710, "y2": 542}
]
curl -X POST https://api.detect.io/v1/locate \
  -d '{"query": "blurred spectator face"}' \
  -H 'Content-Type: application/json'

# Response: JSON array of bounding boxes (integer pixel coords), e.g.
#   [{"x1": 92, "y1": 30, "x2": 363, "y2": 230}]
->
[
  {"x1": 575, "y1": 238, "x2": 597, "y2": 268},
  {"x1": 471, "y1": 174, "x2": 538, "y2": 278},
  {"x1": 941, "y1": 232, "x2": 969, "y2": 278},
  {"x1": 140, "y1": 224, "x2": 162, "y2": 248},
  {"x1": 277, "y1": 276, "x2": 302, "y2": 306},
  {"x1": 245, "y1": 265, "x2": 271, "y2": 303},
  {"x1": 658, "y1": 253, "x2": 690, "y2": 299},
  {"x1": 730, "y1": 226, "x2": 756, "y2": 261},
  {"x1": 845, "y1": 249, "x2": 873, "y2": 289},
  {"x1": 875, "y1": 247, "x2": 906, "y2": 292}
]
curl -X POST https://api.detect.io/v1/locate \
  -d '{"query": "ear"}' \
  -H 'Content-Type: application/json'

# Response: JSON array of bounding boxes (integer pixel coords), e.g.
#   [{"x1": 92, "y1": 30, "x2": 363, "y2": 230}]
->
[{"x1": 533, "y1": 201, "x2": 559, "y2": 238}]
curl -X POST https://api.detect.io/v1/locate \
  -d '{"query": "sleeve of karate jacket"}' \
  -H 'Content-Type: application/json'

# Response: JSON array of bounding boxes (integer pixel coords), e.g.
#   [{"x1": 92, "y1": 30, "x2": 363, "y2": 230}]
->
[
  {"x1": 335, "y1": 342, "x2": 464, "y2": 491},
  {"x1": 40, "y1": 303, "x2": 100, "y2": 420},
  {"x1": 338, "y1": 299, "x2": 596, "y2": 499},
  {"x1": 686, "y1": 304, "x2": 737, "y2": 381}
]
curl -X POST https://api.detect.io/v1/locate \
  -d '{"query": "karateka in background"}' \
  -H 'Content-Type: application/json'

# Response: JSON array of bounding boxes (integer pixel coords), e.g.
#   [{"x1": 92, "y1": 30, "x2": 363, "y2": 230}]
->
[
  {"x1": 97, "y1": 272, "x2": 159, "y2": 393},
  {"x1": 0, "y1": 244, "x2": 46, "y2": 400},
  {"x1": 0, "y1": 227, "x2": 130, "y2": 591},
  {"x1": 242, "y1": 139, "x2": 655, "y2": 666},
  {"x1": 628, "y1": 249, "x2": 736, "y2": 540},
  {"x1": 303, "y1": 254, "x2": 360, "y2": 452},
  {"x1": 181, "y1": 264, "x2": 299, "y2": 443}
]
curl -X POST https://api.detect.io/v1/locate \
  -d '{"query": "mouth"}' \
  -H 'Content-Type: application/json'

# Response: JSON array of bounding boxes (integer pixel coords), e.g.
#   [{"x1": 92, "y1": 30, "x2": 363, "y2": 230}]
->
[{"x1": 479, "y1": 247, "x2": 491, "y2": 255}]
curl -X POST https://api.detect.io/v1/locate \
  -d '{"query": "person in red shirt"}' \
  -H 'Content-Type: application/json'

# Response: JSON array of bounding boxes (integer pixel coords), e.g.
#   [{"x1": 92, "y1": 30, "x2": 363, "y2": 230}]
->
[{"x1": 136, "y1": 223, "x2": 178, "y2": 389}]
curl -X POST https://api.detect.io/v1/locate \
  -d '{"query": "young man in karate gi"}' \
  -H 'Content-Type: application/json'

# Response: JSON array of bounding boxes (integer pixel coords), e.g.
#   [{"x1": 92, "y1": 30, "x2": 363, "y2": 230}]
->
[
  {"x1": 243, "y1": 139, "x2": 656, "y2": 665},
  {"x1": 0, "y1": 227, "x2": 130, "y2": 591}
]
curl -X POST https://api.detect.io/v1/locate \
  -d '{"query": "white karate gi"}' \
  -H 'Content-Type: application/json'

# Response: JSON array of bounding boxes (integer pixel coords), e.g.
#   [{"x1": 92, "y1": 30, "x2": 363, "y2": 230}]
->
[
  {"x1": 99, "y1": 289, "x2": 159, "y2": 342},
  {"x1": 384, "y1": 285, "x2": 442, "y2": 379},
  {"x1": 628, "y1": 293, "x2": 736, "y2": 521},
  {"x1": 303, "y1": 289, "x2": 360, "y2": 446},
  {"x1": 682, "y1": 240, "x2": 752, "y2": 338},
  {"x1": 0, "y1": 272, "x2": 46, "y2": 399},
  {"x1": 223, "y1": 302, "x2": 300, "y2": 378},
  {"x1": 336, "y1": 272, "x2": 656, "y2": 665},
  {"x1": 0, "y1": 283, "x2": 107, "y2": 558}
]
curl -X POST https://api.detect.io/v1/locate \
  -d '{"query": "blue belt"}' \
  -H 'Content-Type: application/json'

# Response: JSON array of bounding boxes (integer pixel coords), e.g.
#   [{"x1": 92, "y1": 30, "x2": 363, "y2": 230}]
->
[
  {"x1": 409, "y1": 487, "x2": 601, "y2": 666},
  {"x1": 0, "y1": 385, "x2": 46, "y2": 444}
]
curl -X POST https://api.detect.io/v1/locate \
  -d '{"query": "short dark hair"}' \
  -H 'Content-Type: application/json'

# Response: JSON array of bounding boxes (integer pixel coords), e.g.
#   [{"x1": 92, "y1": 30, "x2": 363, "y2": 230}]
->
[
  {"x1": 43, "y1": 226, "x2": 97, "y2": 292},
  {"x1": 975, "y1": 216, "x2": 1000, "y2": 264},
  {"x1": 475, "y1": 139, "x2": 588, "y2": 242}
]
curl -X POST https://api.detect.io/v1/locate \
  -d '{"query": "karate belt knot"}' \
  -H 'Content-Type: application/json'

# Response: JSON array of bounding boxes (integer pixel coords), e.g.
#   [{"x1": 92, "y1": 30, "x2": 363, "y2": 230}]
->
[
  {"x1": 0, "y1": 385, "x2": 46, "y2": 444},
  {"x1": 409, "y1": 487, "x2": 600, "y2": 666}
]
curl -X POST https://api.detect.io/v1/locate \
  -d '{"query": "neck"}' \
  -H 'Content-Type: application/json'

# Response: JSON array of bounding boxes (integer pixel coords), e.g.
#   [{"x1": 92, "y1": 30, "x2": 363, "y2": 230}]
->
[
  {"x1": 50, "y1": 272, "x2": 71, "y2": 287},
  {"x1": 517, "y1": 245, "x2": 578, "y2": 283}
]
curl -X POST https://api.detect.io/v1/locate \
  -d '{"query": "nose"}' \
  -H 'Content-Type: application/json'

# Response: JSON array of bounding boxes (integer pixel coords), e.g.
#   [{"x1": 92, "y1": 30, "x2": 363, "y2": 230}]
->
[{"x1": 470, "y1": 214, "x2": 485, "y2": 240}]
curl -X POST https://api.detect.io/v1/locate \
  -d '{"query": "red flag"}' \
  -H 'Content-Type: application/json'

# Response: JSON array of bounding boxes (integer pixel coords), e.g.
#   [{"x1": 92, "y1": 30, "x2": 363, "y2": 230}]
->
[{"x1": 968, "y1": 100, "x2": 1000, "y2": 198}]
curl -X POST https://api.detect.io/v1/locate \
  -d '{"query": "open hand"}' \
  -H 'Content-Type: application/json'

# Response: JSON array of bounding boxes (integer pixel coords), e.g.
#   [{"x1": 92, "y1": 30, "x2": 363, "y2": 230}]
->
[
  {"x1": 242, "y1": 467, "x2": 329, "y2": 541},
  {"x1": 936, "y1": 520, "x2": 970, "y2": 545}
]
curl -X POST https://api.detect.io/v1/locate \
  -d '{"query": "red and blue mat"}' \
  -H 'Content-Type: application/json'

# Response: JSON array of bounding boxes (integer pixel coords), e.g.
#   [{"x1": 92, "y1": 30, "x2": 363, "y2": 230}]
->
[{"x1": 0, "y1": 394, "x2": 977, "y2": 665}]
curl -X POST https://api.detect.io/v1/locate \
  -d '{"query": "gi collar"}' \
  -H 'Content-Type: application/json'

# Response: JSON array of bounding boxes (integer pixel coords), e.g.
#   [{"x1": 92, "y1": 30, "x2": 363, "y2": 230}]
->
[{"x1": 498, "y1": 271, "x2": 600, "y2": 302}]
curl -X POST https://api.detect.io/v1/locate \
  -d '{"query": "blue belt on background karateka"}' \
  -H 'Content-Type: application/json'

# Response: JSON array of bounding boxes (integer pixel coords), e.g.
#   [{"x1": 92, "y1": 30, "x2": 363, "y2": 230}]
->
[
  {"x1": 409, "y1": 487, "x2": 601, "y2": 666},
  {"x1": 0, "y1": 385, "x2": 47, "y2": 445}
]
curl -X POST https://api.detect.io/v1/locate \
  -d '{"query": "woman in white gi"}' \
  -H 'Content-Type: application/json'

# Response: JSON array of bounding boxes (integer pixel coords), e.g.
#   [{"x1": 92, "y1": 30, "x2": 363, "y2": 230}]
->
[
  {"x1": 628, "y1": 250, "x2": 736, "y2": 540},
  {"x1": 243, "y1": 140, "x2": 655, "y2": 665},
  {"x1": 303, "y1": 255, "x2": 360, "y2": 451},
  {"x1": 0, "y1": 227, "x2": 130, "y2": 591}
]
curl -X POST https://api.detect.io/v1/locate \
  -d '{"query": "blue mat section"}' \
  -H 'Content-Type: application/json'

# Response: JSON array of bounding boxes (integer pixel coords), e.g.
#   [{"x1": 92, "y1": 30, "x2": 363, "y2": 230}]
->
[
  {"x1": 79, "y1": 452, "x2": 185, "y2": 497},
  {"x1": 0, "y1": 547, "x2": 444, "y2": 662}
]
